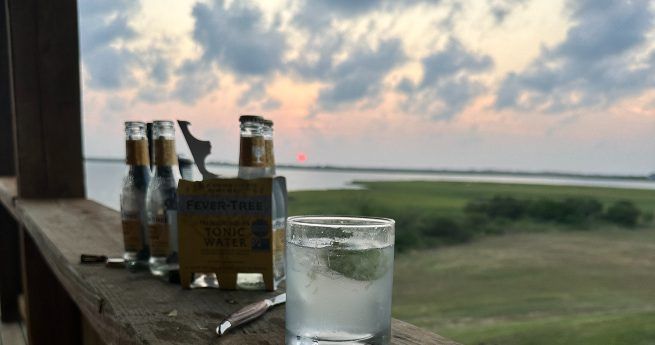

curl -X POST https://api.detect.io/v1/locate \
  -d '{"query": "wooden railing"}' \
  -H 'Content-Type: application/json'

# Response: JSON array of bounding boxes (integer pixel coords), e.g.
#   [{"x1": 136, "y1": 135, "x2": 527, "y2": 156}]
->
[
  {"x1": 0, "y1": 177, "x2": 460, "y2": 344},
  {"x1": 0, "y1": 0, "x2": 461, "y2": 343}
]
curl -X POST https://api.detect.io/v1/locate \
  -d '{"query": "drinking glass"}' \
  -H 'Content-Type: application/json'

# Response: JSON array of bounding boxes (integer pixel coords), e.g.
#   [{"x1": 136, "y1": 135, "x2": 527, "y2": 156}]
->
[{"x1": 285, "y1": 216, "x2": 395, "y2": 345}]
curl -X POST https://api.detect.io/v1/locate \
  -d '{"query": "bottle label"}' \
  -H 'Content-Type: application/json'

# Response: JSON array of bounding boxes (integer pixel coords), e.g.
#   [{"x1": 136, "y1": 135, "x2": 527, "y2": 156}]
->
[
  {"x1": 265, "y1": 139, "x2": 275, "y2": 169},
  {"x1": 121, "y1": 219, "x2": 143, "y2": 252},
  {"x1": 239, "y1": 137, "x2": 266, "y2": 167},
  {"x1": 154, "y1": 139, "x2": 178, "y2": 166},
  {"x1": 148, "y1": 223, "x2": 170, "y2": 256},
  {"x1": 125, "y1": 139, "x2": 150, "y2": 166}
]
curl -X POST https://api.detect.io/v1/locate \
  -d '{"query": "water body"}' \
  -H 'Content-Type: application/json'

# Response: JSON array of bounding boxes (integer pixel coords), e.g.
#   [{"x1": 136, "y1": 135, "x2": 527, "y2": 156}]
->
[{"x1": 86, "y1": 161, "x2": 655, "y2": 211}]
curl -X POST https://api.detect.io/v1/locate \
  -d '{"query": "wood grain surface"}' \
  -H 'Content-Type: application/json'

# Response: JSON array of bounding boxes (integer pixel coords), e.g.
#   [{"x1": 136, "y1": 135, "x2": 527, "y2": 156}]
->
[
  {"x1": 0, "y1": 191, "x2": 459, "y2": 344},
  {"x1": 0, "y1": 0, "x2": 15, "y2": 177},
  {"x1": 0, "y1": 205, "x2": 20, "y2": 322},
  {"x1": 0, "y1": 177, "x2": 17, "y2": 219}
]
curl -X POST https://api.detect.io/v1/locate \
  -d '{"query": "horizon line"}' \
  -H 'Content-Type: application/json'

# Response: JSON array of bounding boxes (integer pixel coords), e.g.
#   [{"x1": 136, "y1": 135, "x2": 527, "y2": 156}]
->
[{"x1": 84, "y1": 156, "x2": 652, "y2": 181}]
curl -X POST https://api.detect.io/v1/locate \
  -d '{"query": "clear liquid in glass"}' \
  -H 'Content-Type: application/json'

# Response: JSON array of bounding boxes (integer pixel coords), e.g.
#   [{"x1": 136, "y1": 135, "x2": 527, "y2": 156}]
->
[{"x1": 286, "y1": 238, "x2": 394, "y2": 345}]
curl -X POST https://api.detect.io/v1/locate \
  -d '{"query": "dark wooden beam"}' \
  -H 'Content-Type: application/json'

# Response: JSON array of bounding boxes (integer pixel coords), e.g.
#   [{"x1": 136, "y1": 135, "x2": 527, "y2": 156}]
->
[
  {"x1": 0, "y1": 204, "x2": 20, "y2": 322},
  {"x1": 0, "y1": 0, "x2": 15, "y2": 176},
  {"x1": 0, "y1": 178, "x2": 20, "y2": 323},
  {"x1": 7, "y1": 0, "x2": 84, "y2": 198},
  {"x1": 20, "y1": 227, "x2": 82, "y2": 345}
]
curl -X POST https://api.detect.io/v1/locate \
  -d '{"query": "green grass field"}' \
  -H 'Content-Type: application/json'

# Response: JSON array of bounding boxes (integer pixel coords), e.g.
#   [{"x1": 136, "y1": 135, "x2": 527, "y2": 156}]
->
[
  {"x1": 288, "y1": 181, "x2": 655, "y2": 345},
  {"x1": 289, "y1": 180, "x2": 655, "y2": 220}
]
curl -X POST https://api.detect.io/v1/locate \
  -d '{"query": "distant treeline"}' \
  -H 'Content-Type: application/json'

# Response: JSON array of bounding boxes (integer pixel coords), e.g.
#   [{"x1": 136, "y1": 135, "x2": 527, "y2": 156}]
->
[
  {"x1": 465, "y1": 196, "x2": 645, "y2": 228},
  {"x1": 354, "y1": 195, "x2": 649, "y2": 252}
]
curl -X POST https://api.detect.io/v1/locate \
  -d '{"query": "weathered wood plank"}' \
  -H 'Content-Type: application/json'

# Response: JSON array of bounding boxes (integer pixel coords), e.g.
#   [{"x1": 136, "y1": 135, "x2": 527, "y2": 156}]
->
[
  {"x1": 82, "y1": 315, "x2": 106, "y2": 345},
  {"x1": 0, "y1": 178, "x2": 19, "y2": 323},
  {"x1": 16, "y1": 199, "x2": 285, "y2": 345},
  {"x1": 0, "y1": 177, "x2": 16, "y2": 219},
  {"x1": 16, "y1": 295, "x2": 24, "y2": 326},
  {"x1": 0, "y1": 0, "x2": 15, "y2": 176},
  {"x1": 0, "y1": 320, "x2": 26, "y2": 345},
  {"x1": 20, "y1": 228, "x2": 82, "y2": 345},
  {"x1": 7, "y1": 0, "x2": 84, "y2": 198},
  {"x1": 12, "y1": 198, "x2": 459, "y2": 344},
  {"x1": 0, "y1": 204, "x2": 20, "y2": 322}
]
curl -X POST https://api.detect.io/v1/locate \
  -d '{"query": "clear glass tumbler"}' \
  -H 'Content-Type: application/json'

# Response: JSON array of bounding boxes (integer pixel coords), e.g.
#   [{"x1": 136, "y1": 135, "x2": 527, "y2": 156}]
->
[{"x1": 286, "y1": 216, "x2": 395, "y2": 345}]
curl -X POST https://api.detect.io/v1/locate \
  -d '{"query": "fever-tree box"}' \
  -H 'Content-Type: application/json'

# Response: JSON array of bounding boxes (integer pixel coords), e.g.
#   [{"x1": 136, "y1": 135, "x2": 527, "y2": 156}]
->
[{"x1": 177, "y1": 177, "x2": 287, "y2": 291}]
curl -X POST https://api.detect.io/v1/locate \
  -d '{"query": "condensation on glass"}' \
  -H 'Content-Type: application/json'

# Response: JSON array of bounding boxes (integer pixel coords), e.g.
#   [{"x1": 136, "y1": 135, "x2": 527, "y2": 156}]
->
[{"x1": 285, "y1": 216, "x2": 395, "y2": 345}]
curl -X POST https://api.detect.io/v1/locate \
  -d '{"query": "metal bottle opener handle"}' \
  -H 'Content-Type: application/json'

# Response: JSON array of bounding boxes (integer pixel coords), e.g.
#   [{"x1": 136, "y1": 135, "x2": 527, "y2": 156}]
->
[{"x1": 216, "y1": 293, "x2": 286, "y2": 336}]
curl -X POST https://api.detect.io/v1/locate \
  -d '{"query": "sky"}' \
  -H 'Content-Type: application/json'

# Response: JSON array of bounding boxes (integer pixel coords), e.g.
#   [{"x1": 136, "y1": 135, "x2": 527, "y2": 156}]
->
[{"x1": 79, "y1": 0, "x2": 655, "y2": 175}]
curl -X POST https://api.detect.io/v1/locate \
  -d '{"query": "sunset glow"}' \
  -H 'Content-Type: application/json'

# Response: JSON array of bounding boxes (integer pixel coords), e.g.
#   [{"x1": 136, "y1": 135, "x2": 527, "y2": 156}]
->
[{"x1": 79, "y1": 0, "x2": 655, "y2": 174}]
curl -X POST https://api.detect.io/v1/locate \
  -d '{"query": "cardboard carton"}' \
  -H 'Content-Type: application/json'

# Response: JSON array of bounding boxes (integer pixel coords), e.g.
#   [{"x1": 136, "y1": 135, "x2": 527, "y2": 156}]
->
[{"x1": 177, "y1": 177, "x2": 287, "y2": 290}]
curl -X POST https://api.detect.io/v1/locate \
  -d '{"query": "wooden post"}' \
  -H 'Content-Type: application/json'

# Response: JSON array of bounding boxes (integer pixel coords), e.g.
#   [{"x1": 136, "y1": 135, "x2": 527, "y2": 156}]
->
[
  {"x1": 20, "y1": 228, "x2": 82, "y2": 345},
  {"x1": 0, "y1": 205, "x2": 20, "y2": 322},
  {"x1": 7, "y1": 0, "x2": 85, "y2": 342},
  {"x1": 0, "y1": 0, "x2": 20, "y2": 325},
  {"x1": 0, "y1": 0, "x2": 14, "y2": 176},
  {"x1": 7, "y1": 0, "x2": 84, "y2": 198}
]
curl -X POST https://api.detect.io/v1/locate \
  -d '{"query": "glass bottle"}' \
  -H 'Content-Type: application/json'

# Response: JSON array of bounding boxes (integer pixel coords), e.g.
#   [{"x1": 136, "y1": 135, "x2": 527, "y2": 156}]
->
[
  {"x1": 236, "y1": 115, "x2": 265, "y2": 288},
  {"x1": 262, "y1": 119, "x2": 276, "y2": 176},
  {"x1": 146, "y1": 120, "x2": 180, "y2": 277},
  {"x1": 238, "y1": 115, "x2": 266, "y2": 179},
  {"x1": 263, "y1": 119, "x2": 286, "y2": 285},
  {"x1": 120, "y1": 121, "x2": 151, "y2": 269},
  {"x1": 235, "y1": 116, "x2": 287, "y2": 289}
]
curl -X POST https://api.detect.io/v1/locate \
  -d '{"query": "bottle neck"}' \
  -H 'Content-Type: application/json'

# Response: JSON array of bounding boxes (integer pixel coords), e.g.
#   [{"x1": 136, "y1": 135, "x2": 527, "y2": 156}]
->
[
  {"x1": 239, "y1": 135, "x2": 266, "y2": 169},
  {"x1": 125, "y1": 121, "x2": 147, "y2": 140},
  {"x1": 240, "y1": 121, "x2": 262, "y2": 137},
  {"x1": 125, "y1": 138, "x2": 150, "y2": 167},
  {"x1": 262, "y1": 126, "x2": 273, "y2": 140},
  {"x1": 153, "y1": 121, "x2": 175, "y2": 139},
  {"x1": 153, "y1": 138, "x2": 178, "y2": 167}
]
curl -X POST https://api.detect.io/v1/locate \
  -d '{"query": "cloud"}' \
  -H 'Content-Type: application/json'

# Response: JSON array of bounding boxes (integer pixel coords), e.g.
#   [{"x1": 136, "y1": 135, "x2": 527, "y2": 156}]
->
[
  {"x1": 489, "y1": 0, "x2": 528, "y2": 24},
  {"x1": 495, "y1": 0, "x2": 655, "y2": 112},
  {"x1": 293, "y1": 0, "x2": 379, "y2": 29},
  {"x1": 171, "y1": 59, "x2": 219, "y2": 105},
  {"x1": 105, "y1": 96, "x2": 129, "y2": 113},
  {"x1": 419, "y1": 40, "x2": 492, "y2": 85},
  {"x1": 78, "y1": 0, "x2": 140, "y2": 90},
  {"x1": 293, "y1": 0, "x2": 442, "y2": 31},
  {"x1": 168, "y1": 0, "x2": 287, "y2": 105},
  {"x1": 397, "y1": 39, "x2": 493, "y2": 120},
  {"x1": 262, "y1": 98, "x2": 282, "y2": 110},
  {"x1": 289, "y1": 34, "x2": 345, "y2": 80},
  {"x1": 237, "y1": 81, "x2": 266, "y2": 107},
  {"x1": 83, "y1": 47, "x2": 137, "y2": 90},
  {"x1": 136, "y1": 86, "x2": 168, "y2": 104},
  {"x1": 191, "y1": 0, "x2": 286, "y2": 77},
  {"x1": 149, "y1": 56, "x2": 171, "y2": 84},
  {"x1": 130, "y1": 45, "x2": 177, "y2": 104},
  {"x1": 311, "y1": 39, "x2": 406, "y2": 112},
  {"x1": 234, "y1": 80, "x2": 281, "y2": 110}
]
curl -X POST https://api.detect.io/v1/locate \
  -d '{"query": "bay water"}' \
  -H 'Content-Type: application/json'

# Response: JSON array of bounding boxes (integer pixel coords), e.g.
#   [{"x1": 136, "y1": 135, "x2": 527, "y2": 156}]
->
[{"x1": 86, "y1": 160, "x2": 655, "y2": 211}]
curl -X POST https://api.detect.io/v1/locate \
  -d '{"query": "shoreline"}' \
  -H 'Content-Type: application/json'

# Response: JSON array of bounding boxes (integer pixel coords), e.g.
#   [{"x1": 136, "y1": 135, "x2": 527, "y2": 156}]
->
[{"x1": 85, "y1": 157, "x2": 652, "y2": 182}]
